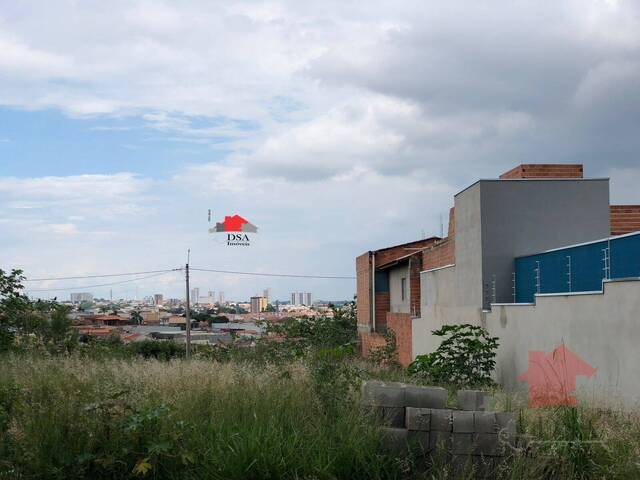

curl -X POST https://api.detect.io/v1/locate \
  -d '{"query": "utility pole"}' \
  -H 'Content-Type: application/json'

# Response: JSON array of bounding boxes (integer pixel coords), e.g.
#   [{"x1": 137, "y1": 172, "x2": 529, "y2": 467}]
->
[{"x1": 185, "y1": 249, "x2": 192, "y2": 359}]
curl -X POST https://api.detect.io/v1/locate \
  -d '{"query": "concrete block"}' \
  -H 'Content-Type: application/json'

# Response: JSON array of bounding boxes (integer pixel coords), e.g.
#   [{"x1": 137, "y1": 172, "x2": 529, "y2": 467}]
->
[
  {"x1": 429, "y1": 431, "x2": 452, "y2": 452},
  {"x1": 452, "y1": 433, "x2": 475, "y2": 455},
  {"x1": 456, "y1": 389, "x2": 490, "y2": 411},
  {"x1": 405, "y1": 385, "x2": 447, "y2": 409},
  {"x1": 380, "y1": 427, "x2": 408, "y2": 451},
  {"x1": 361, "y1": 381, "x2": 405, "y2": 407},
  {"x1": 452, "y1": 410, "x2": 475, "y2": 433},
  {"x1": 407, "y1": 430, "x2": 430, "y2": 454},
  {"x1": 405, "y1": 407, "x2": 431, "y2": 431},
  {"x1": 473, "y1": 433, "x2": 501, "y2": 456},
  {"x1": 474, "y1": 412, "x2": 497, "y2": 433},
  {"x1": 430, "y1": 409, "x2": 453, "y2": 431},
  {"x1": 376, "y1": 406, "x2": 405, "y2": 428}
]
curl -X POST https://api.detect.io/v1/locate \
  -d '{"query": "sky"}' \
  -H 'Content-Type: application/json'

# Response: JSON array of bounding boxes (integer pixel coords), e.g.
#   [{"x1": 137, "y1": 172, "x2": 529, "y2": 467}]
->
[{"x1": 1, "y1": 0, "x2": 640, "y2": 301}]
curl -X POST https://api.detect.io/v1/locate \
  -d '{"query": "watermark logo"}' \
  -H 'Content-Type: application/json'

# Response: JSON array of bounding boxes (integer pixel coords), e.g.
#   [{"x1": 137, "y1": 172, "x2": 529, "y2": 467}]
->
[
  {"x1": 208, "y1": 213, "x2": 257, "y2": 246},
  {"x1": 518, "y1": 344, "x2": 596, "y2": 408}
]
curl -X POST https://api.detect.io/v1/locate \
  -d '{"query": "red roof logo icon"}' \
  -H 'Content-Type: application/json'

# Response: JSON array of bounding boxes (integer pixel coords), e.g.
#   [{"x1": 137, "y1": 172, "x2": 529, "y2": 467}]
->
[
  {"x1": 518, "y1": 344, "x2": 596, "y2": 407},
  {"x1": 211, "y1": 215, "x2": 257, "y2": 233}
]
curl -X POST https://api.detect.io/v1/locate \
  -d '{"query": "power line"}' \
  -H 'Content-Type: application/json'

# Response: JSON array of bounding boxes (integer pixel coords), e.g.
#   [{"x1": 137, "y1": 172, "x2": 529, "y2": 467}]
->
[
  {"x1": 190, "y1": 267, "x2": 355, "y2": 280},
  {"x1": 26, "y1": 271, "x2": 180, "y2": 292},
  {"x1": 24, "y1": 268, "x2": 181, "y2": 282}
]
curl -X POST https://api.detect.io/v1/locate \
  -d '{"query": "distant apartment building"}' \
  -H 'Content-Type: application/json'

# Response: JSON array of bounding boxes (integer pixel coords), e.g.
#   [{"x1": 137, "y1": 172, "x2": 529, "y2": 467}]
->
[
  {"x1": 190, "y1": 288, "x2": 200, "y2": 305},
  {"x1": 290, "y1": 291, "x2": 312, "y2": 305},
  {"x1": 70, "y1": 292, "x2": 93, "y2": 304},
  {"x1": 263, "y1": 288, "x2": 271, "y2": 303},
  {"x1": 250, "y1": 296, "x2": 267, "y2": 313},
  {"x1": 153, "y1": 294, "x2": 163, "y2": 306},
  {"x1": 199, "y1": 294, "x2": 216, "y2": 305},
  {"x1": 218, "y1": 291, "x2": 225, "y2": 304}
]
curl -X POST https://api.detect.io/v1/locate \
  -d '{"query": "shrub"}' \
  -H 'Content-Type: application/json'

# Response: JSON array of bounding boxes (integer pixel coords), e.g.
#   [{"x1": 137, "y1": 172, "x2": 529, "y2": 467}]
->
[{"x1": 408, "y1": 324, "x2": 498, "y2": 387}]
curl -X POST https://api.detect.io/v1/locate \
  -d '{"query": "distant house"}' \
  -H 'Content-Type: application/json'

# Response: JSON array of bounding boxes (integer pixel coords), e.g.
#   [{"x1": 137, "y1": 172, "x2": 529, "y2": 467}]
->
[{"x1": 94, "y1": 315, "x2": 130, "y2": 326}]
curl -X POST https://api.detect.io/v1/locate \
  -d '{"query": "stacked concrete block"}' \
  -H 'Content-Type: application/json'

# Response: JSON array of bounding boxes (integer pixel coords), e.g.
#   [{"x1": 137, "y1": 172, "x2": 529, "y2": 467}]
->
[
  {"x1": 362, "y1": 381, "x2": 519, "y2": 471},
  {"x1": 361, "y1": 381, "x2": 406, "y2": 428},
  {"x1": 456, "y1": 389, "x2": 491, "y2": 411}
]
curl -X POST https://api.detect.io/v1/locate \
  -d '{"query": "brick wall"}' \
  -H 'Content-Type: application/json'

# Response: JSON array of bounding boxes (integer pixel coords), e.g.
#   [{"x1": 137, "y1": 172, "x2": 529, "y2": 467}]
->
[
  {"x1": 387, "y1": 312, "x2": 413, "y2": 367},
  {"x1": 409, "y1": 254, "x2": 422, "y2": 317},
  {"x1": 422, "y1": 207, "x2": 456, "y2": 271},
  {"x1": 422, "y1": 239, "x2": 455, "y2": 271},
  {"x1": 499, "y1": 164, "x2": 584, "y2": 179},
  {"x1": 375, "y1": 292, "x2": 390, "y2": 331},
  {"x1": 356, "y1": 253, "x2": 371, "y2": 330},
  {"x1": 360, "y1": 331, "x2": 387, "y2": 358},
  {"x1": 375, "y1": 238, "x2": 440, "y2": 267},
  {"x1": 611, "y1": 205, "x2": 640, "y2": 235}
]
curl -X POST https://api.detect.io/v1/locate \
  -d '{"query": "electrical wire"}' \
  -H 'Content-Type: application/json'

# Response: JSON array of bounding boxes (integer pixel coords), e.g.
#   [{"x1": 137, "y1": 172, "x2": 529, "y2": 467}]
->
[
  {"x1": 24, "y1": 268, "x2": 181, "y2": 282},
  {"x1": 26, "y1": 270, "x2": 180, "y2": 292},
  {"x1": 190, "y1": 267, "x2": 355, "y2": 280}
]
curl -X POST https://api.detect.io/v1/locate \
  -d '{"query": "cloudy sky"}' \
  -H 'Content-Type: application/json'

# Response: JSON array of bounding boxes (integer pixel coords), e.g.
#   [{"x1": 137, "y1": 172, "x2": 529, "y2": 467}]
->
[{"x1": 1, "y1": 0, "x2": 639, "y2": 301}]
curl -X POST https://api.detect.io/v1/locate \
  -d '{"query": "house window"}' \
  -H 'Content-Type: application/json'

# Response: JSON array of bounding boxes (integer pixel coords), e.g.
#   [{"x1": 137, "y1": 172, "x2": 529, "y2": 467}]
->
[{"x1": 401, "y1": 277, "x2": 407, "y2": 301}]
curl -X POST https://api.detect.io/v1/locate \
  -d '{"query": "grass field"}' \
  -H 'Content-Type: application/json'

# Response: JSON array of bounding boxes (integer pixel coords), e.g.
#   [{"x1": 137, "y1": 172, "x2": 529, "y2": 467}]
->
[{"x1": 1, "y1": 355, "x2": 640, "y2": 479}]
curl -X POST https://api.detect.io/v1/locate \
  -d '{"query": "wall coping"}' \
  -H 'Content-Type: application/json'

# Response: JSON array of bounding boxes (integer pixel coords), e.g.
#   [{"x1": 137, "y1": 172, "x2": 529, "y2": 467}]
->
[{"x1": 420, "y1": 263, "x2": 455, "y2": 274}]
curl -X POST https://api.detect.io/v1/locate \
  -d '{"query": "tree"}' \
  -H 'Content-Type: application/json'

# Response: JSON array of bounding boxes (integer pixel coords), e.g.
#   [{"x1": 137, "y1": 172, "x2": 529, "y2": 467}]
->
[
  {"x1": 408, "y1": 324, "x2": 499, "y2": 387},
  {"x1": 0, "y1": 269, "x2": 30, "y2": 351},
  {"x1": 130, "y1": 310, "x2": 144, "y2": 325}
]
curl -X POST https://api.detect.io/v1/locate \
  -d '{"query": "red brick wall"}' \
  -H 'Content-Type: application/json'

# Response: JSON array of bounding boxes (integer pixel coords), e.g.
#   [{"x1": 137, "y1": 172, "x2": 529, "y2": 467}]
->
[
  {"x1": 499, "y1": 164, "x2": 583, "y2": 179},
  {"x1": 375, "y1": 292, "x2": 390, "y2": 331},
  {"x1": 356, "y1": 253, "x2": 371, "y2": 330},
  {"x1": 375, "y1": 238, "x2": 439, "y2": 267},
  {"x1": 360, "y1": 331, "x2": 387, "y2": 358},
  {"x1": 409, "y1": 254, "x2": 422, "y2": 317},
  {"x1": 387, "y1": 312, "x2": 413, "y2": 367},
  {"x1": 611, "y1": 205, "x2": 640, "y2": 235},
  {"x1": 422, "y1": 239, "x2": 455, "y2": 271},
  {"x1": 360, "y1": 313, "x2": 413, "y2": 367}
]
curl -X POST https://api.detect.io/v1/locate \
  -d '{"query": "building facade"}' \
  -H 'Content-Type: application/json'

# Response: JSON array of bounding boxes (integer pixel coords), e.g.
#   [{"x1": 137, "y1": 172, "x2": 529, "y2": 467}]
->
[{"x1": 356, "y1": 164, "x2": 640, "y2": 404}]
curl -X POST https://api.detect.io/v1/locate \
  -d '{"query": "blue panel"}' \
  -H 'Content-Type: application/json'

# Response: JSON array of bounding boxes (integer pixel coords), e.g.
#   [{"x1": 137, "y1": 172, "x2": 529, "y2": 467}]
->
[
  {"x1": 374, "y1": 271, "x2": 389, "y2": 293},
  {"x1": 515, "y1": 233, "x2": 640, "y2": 303}
]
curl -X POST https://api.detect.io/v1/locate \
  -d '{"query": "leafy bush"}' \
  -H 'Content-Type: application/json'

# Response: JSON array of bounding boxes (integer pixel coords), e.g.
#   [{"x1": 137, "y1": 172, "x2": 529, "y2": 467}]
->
[{"x1": 408, "y1": 324, "x2": 498, "y2": 387}]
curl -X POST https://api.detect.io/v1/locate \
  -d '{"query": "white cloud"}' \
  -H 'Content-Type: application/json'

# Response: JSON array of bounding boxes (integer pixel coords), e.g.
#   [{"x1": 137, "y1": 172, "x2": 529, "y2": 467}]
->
[{"x1": 2, "y1": 0, "x2": 640, "y2": 300}]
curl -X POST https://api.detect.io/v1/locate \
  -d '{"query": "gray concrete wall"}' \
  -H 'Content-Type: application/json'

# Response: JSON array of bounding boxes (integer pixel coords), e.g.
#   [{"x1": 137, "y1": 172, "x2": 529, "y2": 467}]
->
[
  {"x1": 453, "y1": 183, "x2": 484, "y2": 309},
  {"x1": 414, "y1": 265, "x2": 486, "y2": 357},
  {"x1": 479, "y1": 179, "x2": 610, "y2": 307},
  {"x1": 389, "y1": 264, "x2": 410, "y2": 313},
  {"x1": 484, "y1": 279, "x2": 640, "y2": 407}
]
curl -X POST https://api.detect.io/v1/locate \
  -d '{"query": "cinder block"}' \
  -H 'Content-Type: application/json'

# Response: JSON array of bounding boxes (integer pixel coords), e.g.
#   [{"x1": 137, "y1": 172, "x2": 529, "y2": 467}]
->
[
  {"x1": 380, "y1": 427, "x2": 408, "y2": 451},
  {"x1": 452, "y1": 433, "x2": 475, "y2": 455},
  {"x1": 473, "y1": 433, "x2": 501, "y2": 456},
  {"x1": 361, "y1": 381, "x2": 406, "y2": 407},
  {"x1": 375, "y1": 406, "x2": 405, "y2": 428},
  {"x1": 452, "y1": 411, "x2": 475, "y2": 433},
  {"x1": 405, "y1": 407, "x2": 431, "y2": 431},
  {"x1": 405, "y1": 385, "x2": 447, "y2": 409},
  {"x1": 407, "y1": 430, "x2": 430, "y2": 454},
  {"x1": 430, "y1": 409, "x2": 453, "y2": 431},
  {"x1": 474, "y1": 412, "x2": 497, "y2": 433},
  {"x1": 457, "y1": 389, "x2": 490, "y2": 411},
  {"x1": 429, "y1": 431, "x2": 452, "y2": 451}
]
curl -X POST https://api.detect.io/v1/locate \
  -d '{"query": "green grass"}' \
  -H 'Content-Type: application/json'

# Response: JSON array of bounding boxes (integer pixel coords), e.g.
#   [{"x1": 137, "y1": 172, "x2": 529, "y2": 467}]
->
[
  {"x1": 1, "y1": 355, "x2": 640, "y2": 479},
  {"x1": 0, "y1": 355, "x2": 406, "y2": 480}
]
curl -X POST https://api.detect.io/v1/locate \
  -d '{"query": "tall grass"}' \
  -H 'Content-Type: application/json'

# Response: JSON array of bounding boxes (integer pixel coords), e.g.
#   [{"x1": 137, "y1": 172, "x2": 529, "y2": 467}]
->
[{"x1": 0, "y1": 355, "x2": 406, "y2": 480}]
